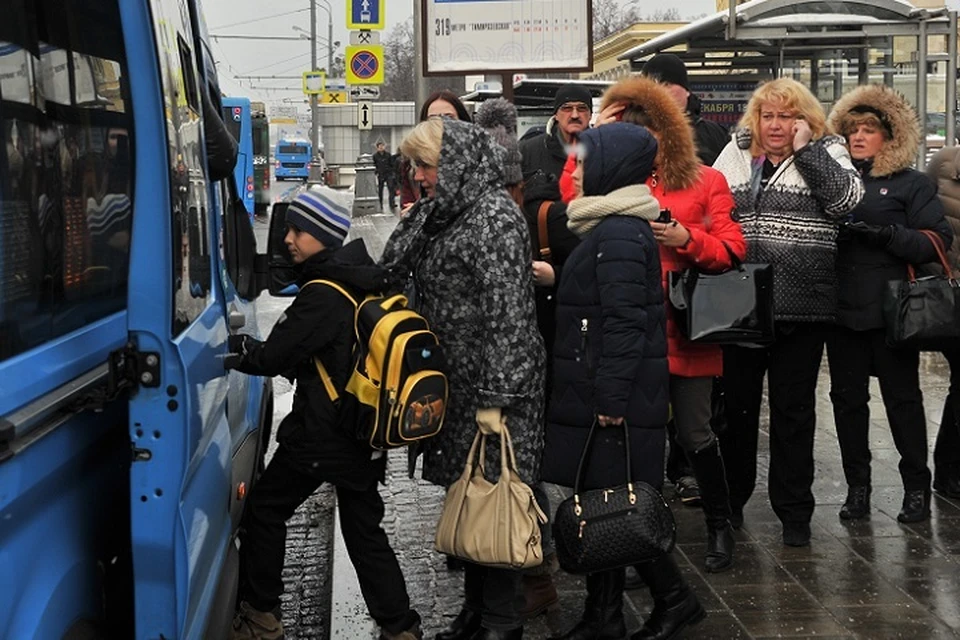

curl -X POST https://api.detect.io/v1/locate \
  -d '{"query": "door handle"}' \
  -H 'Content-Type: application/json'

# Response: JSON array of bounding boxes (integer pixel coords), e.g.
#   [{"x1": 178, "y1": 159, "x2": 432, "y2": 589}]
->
[{"x1": 229, "y1": 309, "x2": 246, "y2": 330}]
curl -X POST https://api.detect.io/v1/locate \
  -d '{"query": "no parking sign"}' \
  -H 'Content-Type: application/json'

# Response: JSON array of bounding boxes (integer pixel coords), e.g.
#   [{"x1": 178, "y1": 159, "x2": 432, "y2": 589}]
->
[{"x1": 345, "y1": 45, "x2": 384, "y2": 85}]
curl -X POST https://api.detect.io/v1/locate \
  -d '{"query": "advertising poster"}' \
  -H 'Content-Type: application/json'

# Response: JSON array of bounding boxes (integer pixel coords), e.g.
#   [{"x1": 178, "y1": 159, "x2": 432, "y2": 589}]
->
[
  {"x1": 423, "y1": 0, "x2": 592, "y2": 74},
  {"x1": 690, "y1": 80, "x2": 761, "y2": 128}
]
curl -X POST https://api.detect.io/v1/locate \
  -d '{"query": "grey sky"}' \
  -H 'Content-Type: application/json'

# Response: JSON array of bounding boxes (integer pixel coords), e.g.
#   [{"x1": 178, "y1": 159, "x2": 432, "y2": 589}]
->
[{"x1": 205, "y1": 0, "x2": 719, "y2": 100}]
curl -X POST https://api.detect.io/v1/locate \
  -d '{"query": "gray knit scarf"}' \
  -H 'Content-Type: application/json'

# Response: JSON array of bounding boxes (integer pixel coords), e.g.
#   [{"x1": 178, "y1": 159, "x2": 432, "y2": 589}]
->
[{"x1": 566, "y1": 184, "x2": 661, "y2": 238}]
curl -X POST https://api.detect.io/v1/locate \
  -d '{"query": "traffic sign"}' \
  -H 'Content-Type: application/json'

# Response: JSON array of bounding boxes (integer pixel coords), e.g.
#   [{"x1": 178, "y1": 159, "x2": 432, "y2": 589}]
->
[
  {"x1": 346, "y1": 45, "x2": 384, "y2": 85},
  {"x1": 358, "y1": 101, "x2": 373, "y2": 131},
  {"x1": 349, "y1": 85, "x2": 381, "y2": 101},
  {"x1": 302, "y1": 70, "x2": 326, "y2": 95},
  {"x1": 350, "y1": 30, "x2": 380, "y2": 46},
  {"x1": 347, "y1": 0, "x2": 384, "y2": 30},
  {"x1": 321, "y1": 90, "x2": 348, "y2": 104}
]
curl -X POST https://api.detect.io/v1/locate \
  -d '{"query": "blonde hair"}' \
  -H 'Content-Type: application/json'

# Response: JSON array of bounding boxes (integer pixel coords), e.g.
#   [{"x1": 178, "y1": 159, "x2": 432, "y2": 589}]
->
[
  {"x1": 739, "y1": 78, "x2": 829, "y2": 157},
  {"x1": 400, "y1": 118, "x2": 442, "y2": 168}
]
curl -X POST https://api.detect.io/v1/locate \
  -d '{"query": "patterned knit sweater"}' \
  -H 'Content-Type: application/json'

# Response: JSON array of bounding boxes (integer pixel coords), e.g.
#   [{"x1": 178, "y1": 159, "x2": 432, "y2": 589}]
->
[{"x1": 713, "y1": 129, "x2": 864, "y2": 323}]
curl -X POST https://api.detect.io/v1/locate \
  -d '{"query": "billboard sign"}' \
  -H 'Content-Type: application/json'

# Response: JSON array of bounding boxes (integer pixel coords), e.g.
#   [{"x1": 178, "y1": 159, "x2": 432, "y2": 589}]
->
[{"x1": 422, "y1": 0, "x2": 592, "y2": 75}]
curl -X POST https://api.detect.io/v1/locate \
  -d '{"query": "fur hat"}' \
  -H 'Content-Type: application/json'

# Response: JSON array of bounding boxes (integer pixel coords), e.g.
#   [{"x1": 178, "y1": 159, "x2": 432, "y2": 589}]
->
[
  {"x1": 286, "y1": 189, "x2": 351, "y2": 248},
  {"x1": 600, "y1": 76, "x2": 701, "y2": 191},
  {"x1": 641, "y1": 53, "x2": 689, "y2": 90},
  {"x1": 475, "y1": 98, "x2": 523, "y2": 186},
  {"x1": 828, "y1": 84, "x2": 921, "y2": 177}
]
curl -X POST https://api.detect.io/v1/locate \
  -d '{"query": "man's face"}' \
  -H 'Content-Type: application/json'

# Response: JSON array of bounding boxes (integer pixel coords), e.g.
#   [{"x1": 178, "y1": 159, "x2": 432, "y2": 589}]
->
[
  {"x1": 376, "y1": 143, "x2": 385, "y2": 153},
  {"x1": 660, "y1": 82, "x2": 690, "y2": 110},
  {"x1": 556, "y1": 102, "x2": 591, "y2": 139}
]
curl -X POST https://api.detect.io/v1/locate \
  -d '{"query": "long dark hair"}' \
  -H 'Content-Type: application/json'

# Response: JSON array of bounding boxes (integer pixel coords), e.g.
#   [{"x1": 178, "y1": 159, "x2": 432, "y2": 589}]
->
[{"x1": 419, "y1": 90, "x2": 472, "y2": 123}]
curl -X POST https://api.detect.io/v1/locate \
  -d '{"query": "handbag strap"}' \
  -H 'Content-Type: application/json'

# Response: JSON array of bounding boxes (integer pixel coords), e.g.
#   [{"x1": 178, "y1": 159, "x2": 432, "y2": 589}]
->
[
  {"x1": 472, "y1": 426, "x2": 522, "y2": 478},
  {"x1": 720, "y1": 241, "x2": 743, "y2": 270},
  {"x1": 537, "y1": 201, "x2": 553, "y2": 264},
  {"x1": 571, "y1": 419, "x2": 636, "y2": 513},
  {"x1": 907, "y1": 230, "x2": 957, "y2": 284}
]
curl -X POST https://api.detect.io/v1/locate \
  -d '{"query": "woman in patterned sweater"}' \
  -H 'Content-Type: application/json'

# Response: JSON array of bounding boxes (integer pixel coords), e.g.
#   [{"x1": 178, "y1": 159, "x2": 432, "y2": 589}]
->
[{"x1": 712, "y1": 78, "x2": 864, "y2": 547}]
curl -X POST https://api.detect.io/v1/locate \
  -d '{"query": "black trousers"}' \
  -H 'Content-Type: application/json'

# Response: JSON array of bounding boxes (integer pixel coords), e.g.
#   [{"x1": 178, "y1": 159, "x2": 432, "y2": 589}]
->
[
  {"x1": 238, "y1": 446, "x2": 413, "y2": 633},
  {"x1": 377, "y1": 175, "x2": 396, "y2": 209},
  {"x1": 935, "y1": 349, "x2": 960, "y2": 481},
  {"x1": 720, "y1": 323, "x2": 826, "y2": 525},
  {"x1": 827, "y1": 327, "x2": 930, "y2": 492},
  {"x1": 463, "y1": 561, "x2": 523, "y2": 630}
]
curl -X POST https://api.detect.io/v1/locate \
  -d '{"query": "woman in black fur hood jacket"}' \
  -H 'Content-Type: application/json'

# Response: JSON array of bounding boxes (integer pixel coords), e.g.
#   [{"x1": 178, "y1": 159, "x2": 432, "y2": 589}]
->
[{"x1": 825, "y1": 84, "x2": 953, "y2": 525}]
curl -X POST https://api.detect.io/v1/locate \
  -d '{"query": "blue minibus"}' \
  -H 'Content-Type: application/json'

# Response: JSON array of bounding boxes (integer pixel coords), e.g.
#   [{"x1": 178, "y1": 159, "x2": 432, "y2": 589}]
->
[{"x1": 0, "y1": 0, "x2": 281, "y2": 638}]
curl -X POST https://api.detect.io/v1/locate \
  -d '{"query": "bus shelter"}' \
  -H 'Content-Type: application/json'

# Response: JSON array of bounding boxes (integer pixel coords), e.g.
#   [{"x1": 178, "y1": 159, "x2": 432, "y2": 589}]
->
[{"x1": 618, "y1": 0, "x2": 958, "y2": 168}]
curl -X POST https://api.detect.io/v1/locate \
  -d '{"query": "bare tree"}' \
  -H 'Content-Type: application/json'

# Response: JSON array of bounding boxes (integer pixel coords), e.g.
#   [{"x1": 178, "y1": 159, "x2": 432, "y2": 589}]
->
[
  {"x1": 593, "y1": 0, "x2": 642, "y2": 40},
  {"x1": 647, "y1": 8, "x2": 682, "y2": 22},
  {"x1": 380, "y1": 18, "x2": 465, "y2": 102}
]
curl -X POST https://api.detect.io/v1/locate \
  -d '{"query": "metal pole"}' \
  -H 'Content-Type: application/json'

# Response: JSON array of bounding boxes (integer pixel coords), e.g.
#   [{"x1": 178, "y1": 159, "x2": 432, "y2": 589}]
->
[
  {"x1": 947, "y1": 10, "x2": 958, "y2": 148},
  {"x1": 918, "y1": 19, "x2": 928, "y2": 170},
  {"x1": 727, "y1": 0, "x2": 737, "y2": 40},
  {"x1": 309, "y1": 0, "x2": 323, "y2": 183},
  {"x1": 328, "y1": 14, "x2": 334, "y2": 80},
  {"x1": 413, "y1": 0, "x2": 429, "y2": 112}
]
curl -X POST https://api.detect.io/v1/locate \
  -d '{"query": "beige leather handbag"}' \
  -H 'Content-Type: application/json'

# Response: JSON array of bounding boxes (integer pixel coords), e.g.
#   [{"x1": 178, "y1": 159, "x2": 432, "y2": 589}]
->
[{"x1": 435, "y1": 427, "x2": 547, "y2": 569}]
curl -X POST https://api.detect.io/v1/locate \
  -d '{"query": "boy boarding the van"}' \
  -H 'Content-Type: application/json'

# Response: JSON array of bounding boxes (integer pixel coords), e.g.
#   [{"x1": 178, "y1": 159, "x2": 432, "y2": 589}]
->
[{"x1": 225, "y1": 191, "x2": 422, "y2": 640}]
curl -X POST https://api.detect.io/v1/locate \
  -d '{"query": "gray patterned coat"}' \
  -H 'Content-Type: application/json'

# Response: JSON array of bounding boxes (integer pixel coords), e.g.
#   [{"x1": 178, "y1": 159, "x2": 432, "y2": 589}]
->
[{"x1": 382, "y1": 119, "x2": 546, "y2": 488}]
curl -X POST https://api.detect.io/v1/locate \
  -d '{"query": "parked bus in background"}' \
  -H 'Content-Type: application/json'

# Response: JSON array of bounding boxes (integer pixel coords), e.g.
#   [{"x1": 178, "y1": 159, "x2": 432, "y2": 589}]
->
[
  {"x1": 275, "y1": 137, "x2": 312, "y2": 181},
  {"x1": 0, "y1": 0, "x2": 274, "y2": 638},
  {"x1": 251, "y1": 101, "x2": 270, "y2": 218},
  {"x1": 222, "y1": 96, "x2": 256, "y2": 221}
]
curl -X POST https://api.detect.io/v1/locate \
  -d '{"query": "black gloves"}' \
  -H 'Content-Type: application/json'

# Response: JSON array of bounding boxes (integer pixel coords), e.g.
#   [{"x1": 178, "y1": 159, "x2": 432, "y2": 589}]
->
[
  {"x1": 224, "y1": 334, "x2": 251, "y2": 370},
  {"x1": 843, "y1": 221, "x2": 895, "y2": 249}
]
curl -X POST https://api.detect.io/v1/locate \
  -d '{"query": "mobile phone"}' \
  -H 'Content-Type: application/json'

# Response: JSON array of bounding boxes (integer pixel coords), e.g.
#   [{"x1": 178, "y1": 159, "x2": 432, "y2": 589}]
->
[{"x1": 657, "y1": 209, "x2": 672, "y2": 223}]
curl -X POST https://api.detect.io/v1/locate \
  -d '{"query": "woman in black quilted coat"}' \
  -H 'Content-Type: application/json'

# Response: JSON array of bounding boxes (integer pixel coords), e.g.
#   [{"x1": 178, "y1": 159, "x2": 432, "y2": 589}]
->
[
  {"x1": 382, "y1": 117, "x2": 545, "y2": 640},
  {"x1": 542, "y1": 123, "x2": 705, "y2": 640}
]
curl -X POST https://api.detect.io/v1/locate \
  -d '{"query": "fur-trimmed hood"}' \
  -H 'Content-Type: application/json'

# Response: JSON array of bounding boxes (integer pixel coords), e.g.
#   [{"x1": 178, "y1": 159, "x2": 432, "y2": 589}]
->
[
  {"x1": 827, "y1": 84, "x2": 920, "y2": 177},
  {"x1": 600, "y1": 76, "x2": 700, "y2": 191}
]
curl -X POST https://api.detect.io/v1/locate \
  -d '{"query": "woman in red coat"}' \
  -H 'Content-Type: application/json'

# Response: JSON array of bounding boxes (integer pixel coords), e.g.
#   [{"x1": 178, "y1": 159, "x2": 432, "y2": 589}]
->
[{"x1": 597, "y1": 76, "x2": 746, "y2": 575}]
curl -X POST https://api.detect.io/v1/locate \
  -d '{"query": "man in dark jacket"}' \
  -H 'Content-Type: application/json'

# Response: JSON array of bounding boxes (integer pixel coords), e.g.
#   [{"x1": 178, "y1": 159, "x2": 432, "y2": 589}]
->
[
  {"x1": 373, "y1": 141, "x2": 396, "y2": 211},
  {"x1": 225, "y1": 190, "x2": 421, "y2": 640},
  {"x1": 641, "y1": 53, "x2": 728, "y2": 166}
]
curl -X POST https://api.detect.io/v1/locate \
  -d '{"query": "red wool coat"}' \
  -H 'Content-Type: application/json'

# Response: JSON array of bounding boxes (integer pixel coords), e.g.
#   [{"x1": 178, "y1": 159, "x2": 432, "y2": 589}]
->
[{"x1": 648, "y1": 165, "x2": 746, "y2": 378}]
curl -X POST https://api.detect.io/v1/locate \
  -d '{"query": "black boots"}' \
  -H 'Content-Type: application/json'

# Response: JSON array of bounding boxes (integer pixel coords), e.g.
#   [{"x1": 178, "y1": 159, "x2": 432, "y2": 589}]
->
[
  {"x1": 436, "y1": 609, "x2": 482, "y2": 640},
  {"x1": 631, "y1": 555, "x2": 705, "y2": 640},
  {"x1": 897, "y1": 489, "x2": 931, "y2": 523},
  {"x1": 548, "y1": 570, "x2": 626, "y2": 640},
  {"x1": 689, "y1": 444, "x2": 735, "y2": 573},
  {"x1": 839, "y1": 486, "x2": 871, "y2": 520}
]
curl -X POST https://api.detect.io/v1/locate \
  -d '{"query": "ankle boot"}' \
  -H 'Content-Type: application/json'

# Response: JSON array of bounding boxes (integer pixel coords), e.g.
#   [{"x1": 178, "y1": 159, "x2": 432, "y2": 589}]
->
[
  {"x1": 897, "y1": 489, "x2": 931, "y2": 523},
  {"x1": 631, "y1": 555, "x2": 706, "y2": 640},
  {"x1": 548, "y1": 569, "x2": 627, "y2": 640},
  {"x1": 689, "y1": 444, "x2": 735, "y2": 573},
  {"x1": 436, "y1": 609, "x2": 482, "y2": 640},
  {"x1": 520, "y1": 554, "x2": 559, "y2": 619},
  {"x1": 839, "y1": 486, "x2": 871, "y2": 520}
]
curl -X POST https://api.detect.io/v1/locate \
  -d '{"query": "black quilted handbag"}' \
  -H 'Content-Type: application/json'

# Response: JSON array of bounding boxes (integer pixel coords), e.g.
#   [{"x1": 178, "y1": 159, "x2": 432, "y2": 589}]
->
[{"x1": 554, "y1": 420, "x2": 676, "y2": 574}]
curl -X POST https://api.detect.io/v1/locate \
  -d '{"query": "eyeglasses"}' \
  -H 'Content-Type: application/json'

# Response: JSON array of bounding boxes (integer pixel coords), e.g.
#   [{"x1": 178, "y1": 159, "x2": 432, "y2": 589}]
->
[{"x1": 558, "y1": 103, "x2": 591, "y2": 115}]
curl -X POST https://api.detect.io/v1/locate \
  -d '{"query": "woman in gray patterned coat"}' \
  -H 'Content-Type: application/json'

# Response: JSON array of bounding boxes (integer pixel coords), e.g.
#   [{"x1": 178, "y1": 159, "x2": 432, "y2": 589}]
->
[{"x1": 382, "y1": 117, "x2": 546, "y2": 640}]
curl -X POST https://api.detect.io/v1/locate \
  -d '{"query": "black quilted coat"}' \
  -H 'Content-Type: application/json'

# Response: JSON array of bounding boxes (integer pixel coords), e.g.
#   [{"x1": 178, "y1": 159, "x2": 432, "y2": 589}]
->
[{"x1": 541, "y1": 215, "x2": 669, "y2": 491}]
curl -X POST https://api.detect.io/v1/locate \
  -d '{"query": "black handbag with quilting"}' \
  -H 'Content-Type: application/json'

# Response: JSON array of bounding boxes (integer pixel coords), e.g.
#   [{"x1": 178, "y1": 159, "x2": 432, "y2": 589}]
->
[
  {"x1": 668, "y1": 244, "x2": 775, "y2": 345},
  {"x1": 554, "y1": 420, "x2": 676, "y2": 575}
]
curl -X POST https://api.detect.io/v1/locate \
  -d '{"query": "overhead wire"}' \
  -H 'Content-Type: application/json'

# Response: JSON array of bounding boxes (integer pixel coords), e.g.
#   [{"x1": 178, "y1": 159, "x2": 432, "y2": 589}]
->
[{"x1": 210, "y1": 8, "x2": 308, "y2": 31}]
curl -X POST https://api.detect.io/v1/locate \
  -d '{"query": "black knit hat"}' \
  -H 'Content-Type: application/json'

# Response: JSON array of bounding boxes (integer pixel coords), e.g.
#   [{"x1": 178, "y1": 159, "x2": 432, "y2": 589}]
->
[
  {"x1": 553, "y1": 84, "x2": 593, "y2": 114},
  {"x1": 642, "y1": 53, "x2": 688, "y2": 90}
]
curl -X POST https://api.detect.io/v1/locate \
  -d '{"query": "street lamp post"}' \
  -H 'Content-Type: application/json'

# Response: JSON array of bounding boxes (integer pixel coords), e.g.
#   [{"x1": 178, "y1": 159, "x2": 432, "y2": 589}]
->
[{"x1": 308, "y1": 0, "x2": 335, "y2": 183}]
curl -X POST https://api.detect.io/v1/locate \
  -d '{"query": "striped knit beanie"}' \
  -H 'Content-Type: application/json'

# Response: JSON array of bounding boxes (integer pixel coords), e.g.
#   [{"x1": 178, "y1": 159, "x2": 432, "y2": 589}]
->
[{"x1": 286, "y1": 189, "x2": 351, "y2": 248}]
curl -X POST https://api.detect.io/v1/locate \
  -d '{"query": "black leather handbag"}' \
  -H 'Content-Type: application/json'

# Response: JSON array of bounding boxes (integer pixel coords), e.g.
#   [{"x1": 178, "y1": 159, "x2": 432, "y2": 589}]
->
[
  {"x1": 554, "y1": 420, "x2": 676, "y2": 575},
  {"x1": 668, "y1": 245, "x2": 775, "y2": 345},
  {"x1": 884, "y1": 229, "x2": 960, "y2": 351}
]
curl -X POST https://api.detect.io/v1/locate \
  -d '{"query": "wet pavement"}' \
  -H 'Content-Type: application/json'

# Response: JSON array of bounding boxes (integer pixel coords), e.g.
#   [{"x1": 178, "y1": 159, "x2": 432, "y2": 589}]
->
[{"x1": 255, "y1": 203, "x2": 960, "y2": 639}]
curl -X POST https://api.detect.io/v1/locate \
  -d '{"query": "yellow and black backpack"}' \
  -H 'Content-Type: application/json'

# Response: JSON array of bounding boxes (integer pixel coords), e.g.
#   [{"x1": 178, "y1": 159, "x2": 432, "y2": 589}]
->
[{"x1": 305, "y1": 279, "x2": 448, "y2": 450}]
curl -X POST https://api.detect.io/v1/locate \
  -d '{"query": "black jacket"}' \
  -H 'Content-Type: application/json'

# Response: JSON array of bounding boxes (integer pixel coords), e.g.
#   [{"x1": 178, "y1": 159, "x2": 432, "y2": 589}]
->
[
  {"x1": 541, "y1": 216, "x2": 669, "y2": 491},
  {"x1": 372, "y1": 150, "x2": 394, "y2": 178},
  {"x1": 687, "y1": 94, "x2": 728, "y2": 167},
  {"x1": 233, "y1": 240, "x2": 389, "y2": 488},
  {"x1": 519, "y1": 119, "x2": 568, "y2": 183},
  {"x1": 837, "y1": 164, "x2": 953, "y2": 331}
]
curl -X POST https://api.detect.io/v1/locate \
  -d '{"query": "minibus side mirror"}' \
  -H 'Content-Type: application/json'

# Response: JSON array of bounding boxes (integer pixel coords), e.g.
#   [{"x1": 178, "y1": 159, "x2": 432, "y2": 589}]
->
[{"x1": 254, "y1": 202, "x2": 299, "y2": 297}]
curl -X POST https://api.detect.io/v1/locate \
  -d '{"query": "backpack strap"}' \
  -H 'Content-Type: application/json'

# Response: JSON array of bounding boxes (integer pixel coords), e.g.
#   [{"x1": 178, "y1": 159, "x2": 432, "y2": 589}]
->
[
  {"x1": 538, "y1": 201, "x2": 553, "y2": 264},
  {"x1": 302, "y1": 279, "x2": 362, "y2": 403}
]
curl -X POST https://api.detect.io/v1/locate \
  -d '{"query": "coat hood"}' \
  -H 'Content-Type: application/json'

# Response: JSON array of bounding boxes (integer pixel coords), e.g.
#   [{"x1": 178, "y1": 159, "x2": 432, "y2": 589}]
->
[
  {"x1": 827, "y1": 84, "x2": 920, "y2": 177},
  {"x1": 423, "y1": 119, "x2": 506, "y2": 235},
  {"x1": 600, "y1": 76, "x2": 701, "y2": 191}
]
